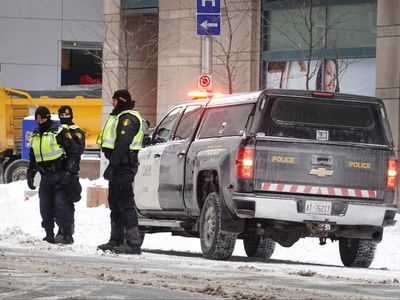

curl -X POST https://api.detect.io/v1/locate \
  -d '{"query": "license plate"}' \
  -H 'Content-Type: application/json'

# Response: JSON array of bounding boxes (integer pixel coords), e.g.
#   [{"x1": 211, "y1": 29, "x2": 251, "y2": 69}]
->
[{"x1": 305, "y1": 201, "x2": 332, "y2": 215}]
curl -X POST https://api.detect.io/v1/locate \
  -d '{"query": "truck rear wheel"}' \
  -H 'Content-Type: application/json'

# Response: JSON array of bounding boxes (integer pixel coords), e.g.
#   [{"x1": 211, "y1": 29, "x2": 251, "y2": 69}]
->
[
  {"x1": 4, "y1": 159, "x2": 29, "y2": 183},
  {"x1": 199, "y1": 192, "x2": 237, "y2": 260},
  {"x1": 339, "y1": 238, "x2": 377, "y2": 268},
  {"x1": 244, "y1": 236, "x2": 276, "y2": 259}
]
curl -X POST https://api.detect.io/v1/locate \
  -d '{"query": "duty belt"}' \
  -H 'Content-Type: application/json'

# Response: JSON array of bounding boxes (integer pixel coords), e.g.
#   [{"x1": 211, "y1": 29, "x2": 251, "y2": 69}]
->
[{"x1": 37, "y1": 159, "x2": 65, "y2": 174}]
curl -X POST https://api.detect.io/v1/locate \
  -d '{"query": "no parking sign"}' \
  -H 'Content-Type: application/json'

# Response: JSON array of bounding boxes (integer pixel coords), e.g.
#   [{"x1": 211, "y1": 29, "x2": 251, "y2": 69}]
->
[{"x1": 198, "y1": 74, "x2": 212, "y2": 89}]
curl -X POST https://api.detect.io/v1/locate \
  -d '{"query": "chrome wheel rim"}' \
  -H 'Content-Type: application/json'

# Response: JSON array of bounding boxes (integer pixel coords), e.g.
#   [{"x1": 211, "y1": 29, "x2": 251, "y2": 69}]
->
[{"x1": 203, "y1": 204, "x2": 216, "y2": 248}]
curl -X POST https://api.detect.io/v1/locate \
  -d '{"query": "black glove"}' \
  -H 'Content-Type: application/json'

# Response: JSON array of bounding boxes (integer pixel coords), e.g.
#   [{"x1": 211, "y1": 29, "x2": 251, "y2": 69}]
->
[
  {"x1": 71, "y1": 176, "x2": 82, "y2": 202},
  {"x1": 27, "y1": 168, "x2": 36, "y2": 190},
  {"x1": 66, "y1": 160, "x2": 79, "y2": 174},
  {"x1": 103, "y1": 165, "x2": 114, "y2": 181},
  {"x1": 61, "y1": 171, "x2": 73, "y2": 185}
]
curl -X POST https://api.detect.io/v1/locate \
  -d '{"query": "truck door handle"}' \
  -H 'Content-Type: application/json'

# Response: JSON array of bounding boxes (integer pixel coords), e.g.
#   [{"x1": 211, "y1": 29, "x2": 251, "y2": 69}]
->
[
  {"x1": 177, "y1": 151, "x2": 186, "y2": 158},
  {"x1": 312, "y1": 155, "x2": 333, "y2": 166},
  {"x1": 154, "y1": 153, "x2": 161, "y2": 158}
]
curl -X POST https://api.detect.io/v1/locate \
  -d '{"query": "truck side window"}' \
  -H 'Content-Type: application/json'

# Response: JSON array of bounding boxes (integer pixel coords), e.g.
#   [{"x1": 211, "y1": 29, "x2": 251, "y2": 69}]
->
[
  {"x1": 153, "y1": 107, "x2": 182, "y2": 144},
  {"x1": 197, "y1": 104, "x2": 253, "y2": 139},
  {"x1": 173, "y1": 105, "x2": 202, "y2": 141}
]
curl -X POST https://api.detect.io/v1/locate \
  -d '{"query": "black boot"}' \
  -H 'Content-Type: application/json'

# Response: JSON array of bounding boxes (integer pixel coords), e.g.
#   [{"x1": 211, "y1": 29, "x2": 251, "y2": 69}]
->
[
  {"x1": 43, "y1": 229, "x2": 55, "y2": 244},
  {"x1": 54, "y1": 227, "x2": 64, "y2": 243},
  {"x1": 60, "y1": 225, "x2": 74, "y2": 245},
  {"x1": 113, "y1": 226, "x2": 142, "y2": 255},
  {"x1": 55, "y1": 222, "x2": 75, "y2": 243},
  {"x1": 97, "y1": 222, "x2": 124, "y2": 251},
  {"x1": 54, "y1": 217, "x2": 63, "y2": 243}
]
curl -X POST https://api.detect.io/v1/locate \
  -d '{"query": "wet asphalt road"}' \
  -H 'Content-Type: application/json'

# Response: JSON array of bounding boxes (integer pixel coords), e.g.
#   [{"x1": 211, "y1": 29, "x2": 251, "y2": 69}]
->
[
  {"x1": 1, "y1": 246, "x2": 400, "y2": 300},
  {"x1": 0, "y1": 247, "x2": 220, "y2": 300}
]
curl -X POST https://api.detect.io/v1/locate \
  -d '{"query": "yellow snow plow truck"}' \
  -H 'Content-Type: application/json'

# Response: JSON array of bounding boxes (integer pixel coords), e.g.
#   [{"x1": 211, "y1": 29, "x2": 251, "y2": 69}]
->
[{"x1": 0, "y1": 85, "x2": 102, "y2": 183}]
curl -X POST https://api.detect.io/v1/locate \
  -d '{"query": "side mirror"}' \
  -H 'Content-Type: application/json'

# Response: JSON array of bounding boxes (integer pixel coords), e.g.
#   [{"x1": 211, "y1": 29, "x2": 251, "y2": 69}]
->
[
  {"x1": 143, "y1": 134, "x2": 151, "y2": 147},
  {"x1": 142, "y1": 119, "x2": 150, "y2": 131},
  {"x1": 141, "y1": 119, "x2": 152, "y2": 147}
]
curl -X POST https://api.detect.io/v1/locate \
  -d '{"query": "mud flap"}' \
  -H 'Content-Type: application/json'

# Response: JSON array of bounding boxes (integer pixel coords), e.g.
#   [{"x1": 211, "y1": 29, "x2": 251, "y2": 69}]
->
[{"x1": 220, "y1": 201, "x2": 244, "y2": 233}]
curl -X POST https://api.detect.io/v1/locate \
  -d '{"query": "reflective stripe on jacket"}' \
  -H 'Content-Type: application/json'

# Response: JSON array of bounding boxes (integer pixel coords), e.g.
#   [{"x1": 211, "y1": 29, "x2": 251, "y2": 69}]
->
[
  {"x1": 30, "y1": 127, "x2": 65, "y2": 162},
  {"x1": 97, "y1": 110, "x2": 143, "y2": 150},
  {"x1": 61, "y1": 124, "x2": 80, "y2": 130}
]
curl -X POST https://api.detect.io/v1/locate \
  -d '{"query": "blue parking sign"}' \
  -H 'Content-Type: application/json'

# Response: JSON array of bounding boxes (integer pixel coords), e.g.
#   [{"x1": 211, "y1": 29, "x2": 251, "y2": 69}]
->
[
  {"x1": 197, "y1": 14, "x2": 221, "y2": 36},
  {"x1": 197, "y1": 0, "x2": 220, "y2": 14}
]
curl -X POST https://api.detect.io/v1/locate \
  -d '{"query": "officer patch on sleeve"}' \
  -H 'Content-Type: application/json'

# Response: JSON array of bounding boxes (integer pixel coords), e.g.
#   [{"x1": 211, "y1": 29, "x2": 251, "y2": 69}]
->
[
  {"x1": 122, "y1": 119, "x2": 131, "y2": 126},
  {"x1": 75, "y1": 132, "x2": 83, "y2": 139},
  {"x1": 65, "y1": 132, "x2": 73, "y2": 139}
]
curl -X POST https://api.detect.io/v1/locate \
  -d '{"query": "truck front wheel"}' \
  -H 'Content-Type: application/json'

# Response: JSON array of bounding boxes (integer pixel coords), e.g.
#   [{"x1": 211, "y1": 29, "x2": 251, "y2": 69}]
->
[
  {"x1": 339, "y1": 238, "x2": 377, "y2": 268},
  {"x1": 4, "y1": 159, "x2": 29, "y2": 184},
  {"x1": 199, "y1": 192, "x2": 237, "y2": 260},
  {"x1": 244, "y1": 236, "x2": 276, "y2": 259}
]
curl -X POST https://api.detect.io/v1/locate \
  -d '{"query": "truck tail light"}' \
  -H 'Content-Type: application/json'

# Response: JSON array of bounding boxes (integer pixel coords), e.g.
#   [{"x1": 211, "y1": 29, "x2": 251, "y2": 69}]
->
[
  {"x1": 387, "y1": 158, "x2": 398, "y2": 190},
  {"x1": 235, "y1": 147, "x2": 254, "y2": 180},
  {"x1": 312, "y1": 91, "x2": 334, "y2": 98}
]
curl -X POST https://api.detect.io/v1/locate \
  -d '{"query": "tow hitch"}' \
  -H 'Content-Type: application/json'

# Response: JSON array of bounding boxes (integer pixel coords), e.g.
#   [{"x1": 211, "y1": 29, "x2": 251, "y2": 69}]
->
[{"x1": 306, "y1": 219, "x2": 331, "y2": 237}]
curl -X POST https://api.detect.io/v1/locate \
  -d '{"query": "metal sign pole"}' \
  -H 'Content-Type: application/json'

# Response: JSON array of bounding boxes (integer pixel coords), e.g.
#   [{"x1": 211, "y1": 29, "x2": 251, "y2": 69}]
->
[
  {"x1": 197, "y1": 0, "x2": 220, "y2": 90},
  {"x1": 201, "y1": 35, "x2": 213, "y2": 75}
]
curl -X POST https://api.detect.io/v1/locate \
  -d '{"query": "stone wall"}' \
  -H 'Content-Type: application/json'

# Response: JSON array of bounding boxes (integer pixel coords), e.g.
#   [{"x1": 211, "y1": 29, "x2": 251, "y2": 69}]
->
[
  {"x1": 102, "y1": 1, "x2": 158, "y2": 126},
  {"x1": 376, "y1": 0, "x2": 400, "y2": 207}
]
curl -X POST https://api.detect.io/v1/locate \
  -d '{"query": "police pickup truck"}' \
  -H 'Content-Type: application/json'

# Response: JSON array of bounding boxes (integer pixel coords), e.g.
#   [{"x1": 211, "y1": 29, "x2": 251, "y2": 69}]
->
[{"x1": 134, "y1": 89, "x2": 398, "y2": 268}]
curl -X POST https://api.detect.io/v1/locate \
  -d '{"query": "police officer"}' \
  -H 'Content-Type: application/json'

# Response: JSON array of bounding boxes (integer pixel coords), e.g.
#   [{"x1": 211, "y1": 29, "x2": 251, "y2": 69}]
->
[
  {"x1": 53, "y1": 105, "x2": 85, "y2": 243},
  {"x1": 26, "y1": 106, "x2": 80, "y2": 244},
  {"x1": 97, "y1": 89, "x2": 143, "y2": 254},
  {"x1": 58, "y1": 105, "x2": 85, "y2": 201}
]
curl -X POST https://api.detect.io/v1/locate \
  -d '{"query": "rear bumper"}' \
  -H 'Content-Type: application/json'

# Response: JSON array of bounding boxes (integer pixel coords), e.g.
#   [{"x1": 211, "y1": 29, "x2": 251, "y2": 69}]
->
[{"x1": 232, "y1": 192, "x2": 397, "y2": 227}]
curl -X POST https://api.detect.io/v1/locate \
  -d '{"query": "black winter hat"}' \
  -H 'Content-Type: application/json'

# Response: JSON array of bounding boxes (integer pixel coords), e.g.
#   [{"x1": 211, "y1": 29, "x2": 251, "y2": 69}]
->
[
  {"x1": 58, "y1": 105, "x2": 73, "y2": 119},
  {"x1": 35, "y1": 106, "x2": 51, "y2": 120},
  {"x1": 112, "y1": 89, "x2": 132, "y2": 103}
]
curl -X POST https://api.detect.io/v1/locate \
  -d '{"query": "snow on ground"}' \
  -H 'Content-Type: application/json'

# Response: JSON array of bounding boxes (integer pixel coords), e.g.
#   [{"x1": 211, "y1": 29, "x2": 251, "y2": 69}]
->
[{"x1": 1, "y1": 179, "x2": 399, "y2": 272}]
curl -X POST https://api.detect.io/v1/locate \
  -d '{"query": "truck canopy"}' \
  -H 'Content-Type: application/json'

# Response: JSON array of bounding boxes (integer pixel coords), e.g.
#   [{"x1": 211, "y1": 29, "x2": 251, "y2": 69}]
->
[{"x1": 253, "y1": 93, "x2": 393, "y2": 201}]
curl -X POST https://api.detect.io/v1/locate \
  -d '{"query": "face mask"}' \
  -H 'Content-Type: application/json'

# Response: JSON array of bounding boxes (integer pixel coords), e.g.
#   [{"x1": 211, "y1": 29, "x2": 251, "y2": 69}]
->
[
  {"x1": 113, "y1": 101, "x2": 134, "y2": 114},
  {"x1": 60, "y1": 117, "x2": 73, "y2": 125},
  {"x1": 38, "y1": 118, "x2": 52, "y2": 133}
]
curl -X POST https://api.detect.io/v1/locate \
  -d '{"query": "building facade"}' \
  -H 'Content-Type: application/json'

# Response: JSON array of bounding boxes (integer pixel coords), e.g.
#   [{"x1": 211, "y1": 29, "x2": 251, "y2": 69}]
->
[
  {"x1": 376, "y1": 0, "x2": 400, "y2": 152},
  {"x1": 103, "y1": 0, "x2": 261, "y2": 126},
  {"x1": 0, "y1": 0, "x2": 104, "y2": 90},
  {"x1": 103, "y1": 0, "x2": 400, "y2": 165},
  {"x1": 1, "y1": 0, "x2": 398, "y2": 154}
]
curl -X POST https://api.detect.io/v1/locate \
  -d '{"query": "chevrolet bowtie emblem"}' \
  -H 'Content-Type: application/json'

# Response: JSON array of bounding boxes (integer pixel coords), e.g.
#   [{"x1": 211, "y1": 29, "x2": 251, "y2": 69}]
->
[{"x1": 309, "y1": 167, "x2": 333, "y2": 177}]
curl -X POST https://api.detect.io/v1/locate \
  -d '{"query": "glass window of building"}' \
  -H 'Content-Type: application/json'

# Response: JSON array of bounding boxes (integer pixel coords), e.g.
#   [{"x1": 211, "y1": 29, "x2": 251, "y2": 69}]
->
[
  {"x1": 262, "y1": 0, "x2": 377, "y2": 96},
  {"x1": 61, "y1": 41, "x2": 102, "y2": 86}
]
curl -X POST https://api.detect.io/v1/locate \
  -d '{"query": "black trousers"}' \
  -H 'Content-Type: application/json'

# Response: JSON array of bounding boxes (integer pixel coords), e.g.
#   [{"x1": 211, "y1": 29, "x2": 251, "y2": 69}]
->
[
  {"x1": 108, "y1": 164, "x2": 138, "y2": 229},
  {"x1": 39, "y1": 172, "x2": 74, "y2": 231}
]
